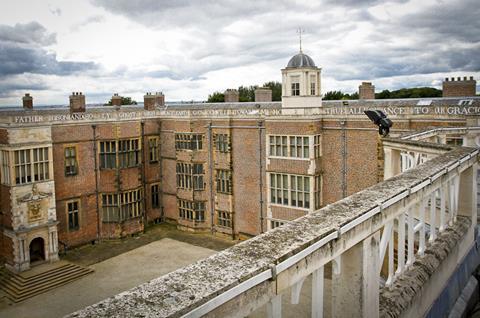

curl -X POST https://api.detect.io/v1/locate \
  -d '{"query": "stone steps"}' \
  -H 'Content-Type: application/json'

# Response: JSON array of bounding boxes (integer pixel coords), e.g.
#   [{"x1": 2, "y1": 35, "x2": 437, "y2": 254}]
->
[{"x1": 0, "y1": 263, "x2": 93, "y2": 303}]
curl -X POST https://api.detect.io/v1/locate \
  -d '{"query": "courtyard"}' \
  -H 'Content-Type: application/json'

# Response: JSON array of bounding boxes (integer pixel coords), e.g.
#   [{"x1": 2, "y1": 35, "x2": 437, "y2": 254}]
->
[{"x1": 0, "y1": 224, "x2": 234, "y2": 318}]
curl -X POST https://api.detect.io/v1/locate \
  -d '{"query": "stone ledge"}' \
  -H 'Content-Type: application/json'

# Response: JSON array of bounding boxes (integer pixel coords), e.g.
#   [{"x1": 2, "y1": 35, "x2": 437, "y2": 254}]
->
[{"x1": 379, "y1": 216, "x2": 472, "y2": 318}]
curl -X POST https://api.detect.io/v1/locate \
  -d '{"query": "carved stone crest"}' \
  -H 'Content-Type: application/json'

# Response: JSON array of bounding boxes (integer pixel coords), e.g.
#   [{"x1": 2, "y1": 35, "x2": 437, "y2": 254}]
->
[
  {"x1": 28, "y1": 201, "x2": 42, "y2": 221},
  {"x1": 17, "y1": 184, "x2": 51, "y2": 223}
]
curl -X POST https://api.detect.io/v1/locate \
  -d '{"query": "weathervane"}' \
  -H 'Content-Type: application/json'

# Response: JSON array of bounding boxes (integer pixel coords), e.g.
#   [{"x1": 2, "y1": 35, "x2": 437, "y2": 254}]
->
[{"x1": 297, "y1": 27, "x2": 305, "y2": 53}]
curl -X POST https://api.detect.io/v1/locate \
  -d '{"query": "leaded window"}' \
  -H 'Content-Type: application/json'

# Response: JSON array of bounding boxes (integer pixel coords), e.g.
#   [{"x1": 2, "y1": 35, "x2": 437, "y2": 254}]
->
[
  {"x1": 216, "y1": 169, "x2": 232, "y2": 194},
  {"x1": 217, "y1": 211, "x2": 232, "y2": 228},
  {"x1": 67, "y1": 200, "x2": 79, "y2": 231},
  {"x1": 178, "y1": 199, "x2": 205, "y2": 222},
  {"x1": 65, "y1": 147, "x2": 78, "y2": 176}
]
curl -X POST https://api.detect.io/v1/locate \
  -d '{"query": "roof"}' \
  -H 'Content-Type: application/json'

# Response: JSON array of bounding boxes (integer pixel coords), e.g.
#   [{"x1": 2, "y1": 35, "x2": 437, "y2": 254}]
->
[{"x1": 286, "y1": 52, "x2": 316, "y2": 68}]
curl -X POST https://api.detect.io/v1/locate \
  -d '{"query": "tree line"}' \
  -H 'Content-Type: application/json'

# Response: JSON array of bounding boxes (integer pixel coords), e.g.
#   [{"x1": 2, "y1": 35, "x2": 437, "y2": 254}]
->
[
  {"x1": 207, "y1": 81, "x2": 282, "y2": 102},
  {"x1": 322, "y1": 87, "x2": 442, "y2": 100},
  {"x1": 208, "y1": 84, "x2": 443, "y2": 102}
]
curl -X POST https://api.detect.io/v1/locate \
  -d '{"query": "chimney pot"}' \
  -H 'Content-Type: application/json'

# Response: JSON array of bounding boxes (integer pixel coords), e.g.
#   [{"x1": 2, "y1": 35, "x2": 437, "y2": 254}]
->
[
  {"x1": 445, "y1": 77, "x2": 448, "y2": 81},
  {"x1": 22, "y1": 93, "x2": 33, "y2": 109},
  {"x1": 471, "y1": 76, "x2": 474, "y2": 80},
  {"x1": 70, "y1": 92, "x2": 86, "y2": 112}
]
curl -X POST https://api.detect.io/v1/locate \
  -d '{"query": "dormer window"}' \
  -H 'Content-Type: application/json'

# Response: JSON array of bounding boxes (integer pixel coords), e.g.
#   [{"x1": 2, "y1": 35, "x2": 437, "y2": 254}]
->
[{"x1": 458, "y1": 99, "x2": 473, "y2": 106}]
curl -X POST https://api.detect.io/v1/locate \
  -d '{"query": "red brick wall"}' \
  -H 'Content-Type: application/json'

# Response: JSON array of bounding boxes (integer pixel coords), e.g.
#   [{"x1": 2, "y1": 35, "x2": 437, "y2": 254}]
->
[
  {"x1": 0, "y1": 129, "x2": 8, "y2": 144},
  {"x1": 271, "y1": 205, "x2": 307, "y2": 221},
  {"x1": 52, "y1": 120, "x2": 162, "y2": 243},
  {"x1": 57, "y1": 194, "x2": 98, "y2": 247},
  {"x1": 0, "y1": 185, "x2": 12, "y2": 229},
  {"x1": 231, "y1": 120, "x2": 265, "y2": 236},
  {"x1": 0, "y1": 234, "x2": 13, "y2": 265}
]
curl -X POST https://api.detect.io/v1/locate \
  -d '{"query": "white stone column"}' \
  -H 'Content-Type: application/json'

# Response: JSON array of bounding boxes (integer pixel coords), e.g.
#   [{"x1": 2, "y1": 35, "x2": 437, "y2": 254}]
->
[
  {"x1": 458, "y1": 163, "x2": 478, "y2": 224},
  {"x1": 48, "y1": 227, "x2": 60, "y2": 262},
  {"x1": 332, "y1": 232, "x2": 380, "y2": 318},
  {"x1": 384, "y1": 148, "x2": 401, "y2": 180}
]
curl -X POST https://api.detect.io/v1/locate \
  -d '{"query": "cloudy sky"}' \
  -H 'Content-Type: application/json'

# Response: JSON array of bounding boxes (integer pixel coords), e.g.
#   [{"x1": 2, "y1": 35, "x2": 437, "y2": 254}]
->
[{"x1": 0, "y1": 0, "x2": 479, "y2": 106}]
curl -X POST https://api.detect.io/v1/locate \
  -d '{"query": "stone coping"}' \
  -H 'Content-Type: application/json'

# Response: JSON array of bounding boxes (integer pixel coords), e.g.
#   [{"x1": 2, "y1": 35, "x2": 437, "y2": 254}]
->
[
  {"x1": 68, "y1": 146, "x2": 477, "y2": 318},
  {"x1": 379, "y1": 216, "x2": 471, "y2": 318},
  {"x1": 382, "y1": 137, "x2": 454, "y2": 151}
]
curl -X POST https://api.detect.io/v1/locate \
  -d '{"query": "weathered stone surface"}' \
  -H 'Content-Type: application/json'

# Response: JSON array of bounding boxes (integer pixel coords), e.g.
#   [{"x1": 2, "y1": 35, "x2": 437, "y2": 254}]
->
[{"x1": 379, "y1": 216, "x2": 471, "y2": 318}]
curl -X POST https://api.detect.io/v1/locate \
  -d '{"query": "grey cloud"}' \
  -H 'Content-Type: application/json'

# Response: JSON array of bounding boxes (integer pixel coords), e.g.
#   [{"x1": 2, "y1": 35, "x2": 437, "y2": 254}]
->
[
  {"x1": 71, "y1": 15, "x2": 106, "y2": 32},
  {"x1": 323, "y1": 0, "x2": 408, "y2": 7},
  {"x1": 89, "y1": 0, "x2": 370, "y2": 80},
  {"x1": 91, "y1": 0, "x2": 316, "y2": 28},
  {"x1": 326, "y1": 0, "x2": 480, "y2": 81},
  {"x1": 0, "y1": 22, "x2": 56, "y2": 46},
  {"x1": 0, "y1": 79, "x2": 49, "y2": 98},
  {"x1": 327, "y1": 45, "x2": 480, "y2": 81},
  {"x1": 396, "y1": 0, "x2": 480, "y2": 42},
  {"x1": 0, "y1": 42, "x2": 98, "y2": 77}
]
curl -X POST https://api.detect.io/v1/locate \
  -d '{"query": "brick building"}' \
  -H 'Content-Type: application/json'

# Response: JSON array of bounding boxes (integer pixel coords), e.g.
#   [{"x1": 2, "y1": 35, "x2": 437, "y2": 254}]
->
[{"x1": 0, "y1": 52, "x2": 478, "y2": 272}]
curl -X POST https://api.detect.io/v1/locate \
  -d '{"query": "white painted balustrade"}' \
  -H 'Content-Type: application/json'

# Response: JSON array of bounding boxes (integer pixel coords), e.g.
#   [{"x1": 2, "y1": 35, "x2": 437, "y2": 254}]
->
[{"x1": 70, "y1": 144, "x2": 478, "y2": 318}]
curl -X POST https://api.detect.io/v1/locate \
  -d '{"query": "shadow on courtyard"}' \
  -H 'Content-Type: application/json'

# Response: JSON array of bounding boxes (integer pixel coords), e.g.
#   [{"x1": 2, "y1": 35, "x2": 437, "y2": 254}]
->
[{"x1": 62, "y1": 223, "x2": 236, "y2": 267}]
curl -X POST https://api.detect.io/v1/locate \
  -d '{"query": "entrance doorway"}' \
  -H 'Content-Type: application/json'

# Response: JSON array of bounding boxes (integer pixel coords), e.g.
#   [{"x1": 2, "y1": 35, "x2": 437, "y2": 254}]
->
[{"x1": 29, "y1": 237, "x2": 45, "y2": 263}]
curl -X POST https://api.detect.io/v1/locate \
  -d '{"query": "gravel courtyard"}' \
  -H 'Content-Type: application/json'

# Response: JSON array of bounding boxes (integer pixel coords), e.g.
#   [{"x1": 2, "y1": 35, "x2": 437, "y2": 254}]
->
[{"x1": 0, "y1": 238, "x2": 217, "y2": 318}]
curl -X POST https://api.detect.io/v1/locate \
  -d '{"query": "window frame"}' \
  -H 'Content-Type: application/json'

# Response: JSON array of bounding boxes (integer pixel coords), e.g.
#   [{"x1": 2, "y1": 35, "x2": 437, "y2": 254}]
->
[
  {"x1": 99, "y1": 141, "x2": 117, "y2": 169},
  {"x1": 1, "y1": 150, "x2": 11, "y2": 185},
  {"x1": 214, "y1": 133, "x2": 230, "y2": 153},
  {"x1": 217, "y1": 210, "x2": 232, "y2": 228},
  {"x1": 66, "y1": 199, "x2": 80, "y2": 231},
  {"x1": 101, "y1": 188, "x2": 143, "y2": 223},
  {"x1": 175, "y1": 133, "x2": 204, "y2": 151},
  {"x1": 269, "y1": 173, "x2": 311, "y2": 210},
  {"x1": 64, "y1": 146, "x2": 78, "y2": 176},
  {"x1": 12, "y1": 147, "x2": 51, "y2": 185},
  {"x1": 148, "y1": 136, "x2": 160, "y2": 163},
  {"x1": 216, "y1": 169, "x2": 232, "y2": 194},
  {"x1": 151, "y1": 183, "x2": 160, "y2": 209},
  {"x1": 268, "y1": 135, "x2": 311, "y2": 160},
  {"x1": 178, "y1": 199, "x2": 206, "y2": 222}
]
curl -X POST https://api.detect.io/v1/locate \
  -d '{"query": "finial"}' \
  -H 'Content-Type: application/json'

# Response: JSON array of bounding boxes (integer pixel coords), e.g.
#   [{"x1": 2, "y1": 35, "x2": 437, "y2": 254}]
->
[{"x1": 297, "y1": 27, "x2": 305, "y2": 53}]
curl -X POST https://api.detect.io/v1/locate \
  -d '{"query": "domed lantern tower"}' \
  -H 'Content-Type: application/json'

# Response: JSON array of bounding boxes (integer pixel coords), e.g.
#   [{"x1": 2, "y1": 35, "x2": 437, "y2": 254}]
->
[{"x1": 281, "y1": 50, "x2": 322, "y2": 108}]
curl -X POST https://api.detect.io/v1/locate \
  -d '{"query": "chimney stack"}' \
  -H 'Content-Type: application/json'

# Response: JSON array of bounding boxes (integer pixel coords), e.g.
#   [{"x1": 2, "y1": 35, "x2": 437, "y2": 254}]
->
[
  {"x1": 359, "y1": 82, "x2": 375, "y2": 100},
  {"x1": 254, "y1": 88, "x2": 272, "y2": 102},
  {"x1": 22, "y1": 93, "x2": 33, "y2": 109},
  {"x1": 154, "y1": 92, "x2": 165, "y2": 107},
  {"x1": 111, "y1": 93, "x2": 122, "y2": 107},
  {"x1": 69, "y1": 92, "x2": 86, "y2": 113},
  {"x1": 224, "y1": 89, "x2": 239, "y2": 103},
  {"x1": 442, "y1": 76, "x2": 476, "y2": 97},
  {"x1": 144, "y1": 92, "x2": 155, "y2": 111}
]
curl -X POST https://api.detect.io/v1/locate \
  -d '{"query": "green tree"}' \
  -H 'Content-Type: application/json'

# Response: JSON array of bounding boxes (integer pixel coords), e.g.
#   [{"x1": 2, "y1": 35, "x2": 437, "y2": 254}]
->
[
  {"x1": 376, "y1": 90, "x2": 391, "y2": 99},
  {"x1": 104, "y1": 96, "x2": 137, "y2": 106},
  {"x1": 238, "y1": 85, "x2": 257, "y2": 102},
  {"x1": 207, "y1": 92, "x2": 225, "y2": 102},
  {"x1": 323, "y1": 91, "x2": 344, "y2": 100},
  {"x1": 376, "y1": 87, "x2": 442, "y2": 99}
]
